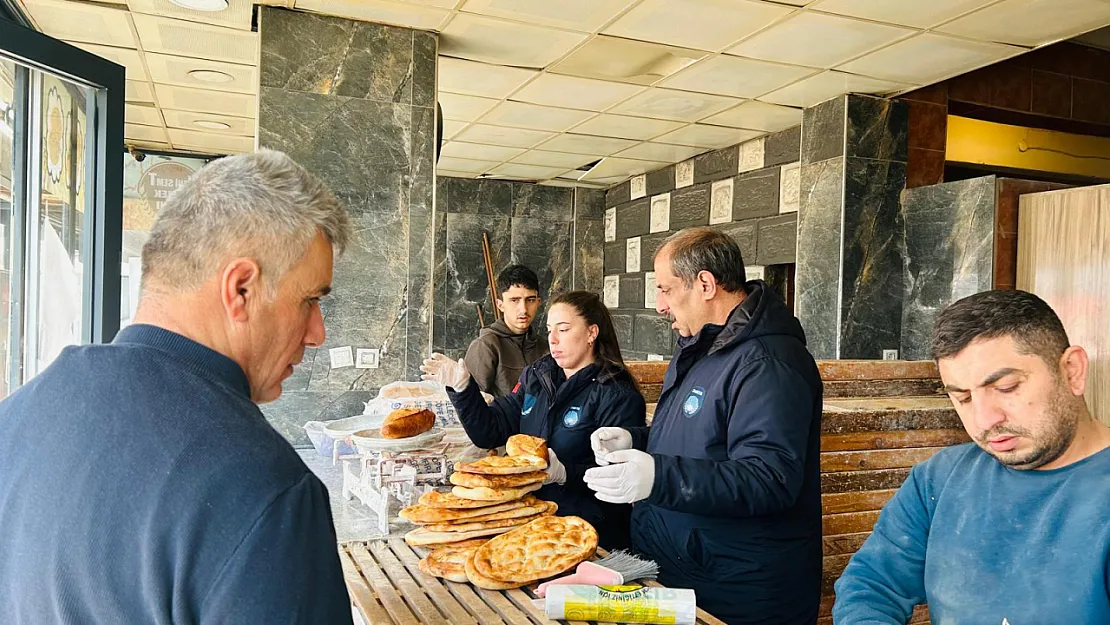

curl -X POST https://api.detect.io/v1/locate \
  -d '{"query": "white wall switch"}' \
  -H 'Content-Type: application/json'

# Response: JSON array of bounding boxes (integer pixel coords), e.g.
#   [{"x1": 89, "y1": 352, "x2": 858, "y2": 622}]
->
[
  {"x1": 355, "y1": 348, "x2": 380, "y2": 369},
  {"x1": 329, "y1": 346, "x2": 354, "y2": 369}
]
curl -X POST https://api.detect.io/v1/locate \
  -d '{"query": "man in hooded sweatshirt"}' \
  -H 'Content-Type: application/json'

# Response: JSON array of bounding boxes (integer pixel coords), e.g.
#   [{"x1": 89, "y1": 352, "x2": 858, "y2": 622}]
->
[
  {"x1": 464, "y1": 264, "x2": 550, "y2": 397},
  {"x1": 584, "y1": 227, "x2": 823, "y2": 625}
]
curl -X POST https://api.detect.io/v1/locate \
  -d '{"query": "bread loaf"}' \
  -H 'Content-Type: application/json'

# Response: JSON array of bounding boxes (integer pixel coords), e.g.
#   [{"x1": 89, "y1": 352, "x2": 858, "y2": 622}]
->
[{"x1": 380, "y1": 408, "x2": 435, "y2": 439}]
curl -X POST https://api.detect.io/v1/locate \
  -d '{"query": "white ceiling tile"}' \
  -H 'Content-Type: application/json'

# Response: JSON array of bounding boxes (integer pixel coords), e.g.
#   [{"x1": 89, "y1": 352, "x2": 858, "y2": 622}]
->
[
  {"x1": 479, "y1": 101, "x2": 595, "y2": 132},
  {"x1": 570, "y1": 114, "x2": 686, "y2": 141},
  {"x1": 702, "y1": 100, "x2": 802, "y2": 131},
  {"x1": 488, "y1": 163, "x2": 572, "y2": 179},
  {"x1": 511, "y1": 74, "x2": 646, "y2": 111},
  {"x1": 132, "y1": 14, "x2": 259, "y2": 66},
  {"x1": 440, "y1": 13, "x2": 588, "y2": 68},
  {"x1": 937, "y1": 0, "x2": 1110, "y2": 48},
  {"x1": 144, "y1": 52, "x2": 257, "y2": 95},
  {"x1": 548, "y1": 36, "x2": 708, "y2": 86},
  {"x1": 438, "y1": 92, "x2": 499, "y2": 121},
  {"x1": 26, "y1": 0, "x2": 136, "y2": 47},
  {"x1": 438, "y1": 170, "x2": 479, "y2": 179},
  {"x1": 582, "y1": 157, "x2": 668, "y2": 180},
  {"x1": 436, "y1": 156, "x2": 499, "y2": 173},
  {"x1": 727, "y1": 12, "x2": 915, "y2": 69},
  {"x1": 440, "y1": 141, "x2": 527, "y2": 161},
  {"x1": 454, "y1": 123, "x2": 555, "y2": 148},
  {"x1": 154, "y1": 84, "x2": 257, "y2": 117},
  {"x1": 604, "y1": 0, "x2": 793, "y2": 52},
  {"x1": 615, "y1": 142, "x2": 707, "y2": 162},
  {"x1": 438, "y1": 57, "x2": 537, "y2": 99},
  {"x1": 537, "y1": 133, "x2": 640, "y2": 155},
  {"x1": 169, "y1": 128, "x2": 254, "y2": 153},
  {"x1": 70, "y1": 43, "x2": 149, "y2": 82},
  {"x1": 838, "y1": 33, "x2": 1022, "y2": 85},
  {"x1": 459, "y1": 0, "x2": 637, "y2": 32},
  {"x1": 125, "y1": 123, "x2": 168, "y2": 144},
  {"x1": 397, "y1": 0, "x2": 460, "y2": 8},
  {"x1": 126, "y1": 80, "x2": 155, "y2": 104},
  {"x1": 162, "y1": 109, "x2": 255, "y2": 135},
  {"x1": 511, "y1": 150, "x2": 602, "y2": 169},
  {"x1": 127, "y1": 0, "x2": 253, "y2": 30},
  {"x1": 590, "y1": 175, "x2": 629, "y2": 185},
  {"x1": 653, "y1": 124, "x2": 762, "y2": 149},
  {"x1": 126, "y1": 103, "x2": 164, "y2": 127},
  {"x1": 610, "y1": 88, "x2": 739, "y2": 122},
  {"x1": 813, "y1": 0, "x2": 997, "y2": 29},
  {"x1": 662, "y1": 55, "x2": 817, "y2": 98},
  {"x1": 759, "y1": 70, "x2": 911, "y2": 108},
  {"x1": 443, "y1": 119, "x2": 468, "y2": 139},
  {"x1": 294, "y1": 0, "x2": 450, "y2": 30}
]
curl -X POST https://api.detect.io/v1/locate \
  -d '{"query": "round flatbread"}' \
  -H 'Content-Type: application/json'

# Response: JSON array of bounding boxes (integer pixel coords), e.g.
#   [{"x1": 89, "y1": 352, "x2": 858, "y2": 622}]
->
[
  {"x1": 404, "y1": 525, "x2": 515, "y2": 547},
  {"x1": 472, "y1": 515, "x2": 598, "y2": 584},
  {"x1": 413, "y1": 538, "x2": 491, "y2": 552},
  {"x1": 419, "y1": 543, "x2": 485, "y2": 583},
  {"x1": 506, "y1": 434, "x2": 547, "y2": 460},
  {"x1": 400, "y1": 496, "x2": 538, "y2": 524},
  {"x1": 465, "y1": 549, "x2": 525, "y2": 590},
  {"x1": 419, "y1": 490, "x2": 513, "y2": 509},
  {"x1": 424, "y1": 504, "x2": 557, "y2": 533},
  {"x1": 450, "y1": 471, "x2": 546, "y2": 489},
  {"x1": 451, "y1": 482, "x2": 543, "y2": 503},
  {"x1": 456, "y1": 455, "x2": 548, "y2": 475}
]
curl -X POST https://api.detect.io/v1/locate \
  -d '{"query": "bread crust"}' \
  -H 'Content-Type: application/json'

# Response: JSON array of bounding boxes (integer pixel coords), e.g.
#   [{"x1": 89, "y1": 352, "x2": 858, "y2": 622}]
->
[{"x1": 380, "y1": 408, "x2": 436, "y2": 439}]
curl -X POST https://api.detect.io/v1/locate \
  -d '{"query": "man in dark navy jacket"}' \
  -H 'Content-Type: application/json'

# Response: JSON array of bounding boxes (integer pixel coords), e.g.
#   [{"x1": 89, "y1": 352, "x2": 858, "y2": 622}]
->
[{"x1": 584, "y1": 227, "x2": 823, "y2": 625}]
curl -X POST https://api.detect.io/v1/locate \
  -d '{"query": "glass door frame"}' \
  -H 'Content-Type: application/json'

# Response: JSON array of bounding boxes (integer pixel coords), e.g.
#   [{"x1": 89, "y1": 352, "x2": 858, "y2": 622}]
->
[{"x1": 0, "y1": 18, "x2": 125, "y2": 352}]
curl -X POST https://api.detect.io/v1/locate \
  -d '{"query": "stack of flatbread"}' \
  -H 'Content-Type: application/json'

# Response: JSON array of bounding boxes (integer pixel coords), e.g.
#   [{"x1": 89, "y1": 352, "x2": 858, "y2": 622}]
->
[{"x1": 464, "y1": 515, "x2": 598, "y2": 590}]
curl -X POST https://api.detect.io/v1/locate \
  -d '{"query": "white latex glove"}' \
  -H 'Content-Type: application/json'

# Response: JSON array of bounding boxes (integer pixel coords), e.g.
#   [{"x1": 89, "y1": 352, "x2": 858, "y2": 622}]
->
[
  {"x1": 583, "y1": 449, "x2": 655, "y2": 504},
  {"x1": 419, "y1": 353, "x2": 470, "y2": 392},
  {"x1": 590, "y1": 427, "x2": 633, "y2": 466},
  {"x1": 544, "y1": 449, "x2": 567, "y2": 486}
]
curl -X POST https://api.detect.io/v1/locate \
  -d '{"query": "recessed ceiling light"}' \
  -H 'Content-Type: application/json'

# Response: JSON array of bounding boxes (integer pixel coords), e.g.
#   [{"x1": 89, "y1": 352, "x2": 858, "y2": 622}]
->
[
  {"x1": 187, "y1": 69, "x2": 234, "y2": 84},
  {"x1": 193, "y1": 120, "x2": 231, "y2": 130},
  {"x1": 168, "y1": 0, "x2": 228, "y2": 11}
]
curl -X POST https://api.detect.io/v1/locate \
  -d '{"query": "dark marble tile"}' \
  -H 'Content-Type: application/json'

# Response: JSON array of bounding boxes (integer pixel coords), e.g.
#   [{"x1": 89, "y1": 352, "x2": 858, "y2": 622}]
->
[
  {"x1": 801, "y1": 95, "x2": 845, "y2": 165},
  {"x1": 607, "y1": 181, "x2": 631, "y2": 208},
  {"x1": 712, "y1": 220, "x2": 757, "y2": 263},
  {"x1": 615, "y1": 198, "x2": 650, "y2": 239},
  {"x1": 838, "y1": 157, "x2": 907, "y2": 360},
  {"x1": 336, "y1": 23, "x2": 414, "y2": 103},
  {"x1": 1072, "y1": 78, "x2": 1110, "y2": 124},
  {"x1": 669, "y1": 184, "x2": 710, "y2": 230},
  {"x1": 907, "y1": 101, "x2": 947, "y2": 152},
  {"x1": 612, "y1": 312, "x2": 634, "y2": 347},
  {"x1": 639, "y1": 232, "x2": 670, "y2": 273},
  {"x1": 574, "y1": 188, "x2": 606, "y2": 221},
  {"x1": 694, "y1": 146, "x2": 740, "y2": 184},
  {"x1": 511, "y1": 218, "x2": 573, "y2": 301},
  {"x1": 1031, "y1": 70, "x2": 1072, "y2": 118},
  {"x1": 448, "y1": 178, "x2": 512, "y2": 216},
  {"x1": 764, "y1": 264, "x2": 795, "y2": 312},
  {"x1": 764, "y1": 126, "x2": 801, "y2": 167},
  {"x1": 907, "y1": 148, "x2": 945, "y2": 189},
  {"x1": 432, "y1": 209, "x2": 448, "y2": 351},
  {"x1": 899, "y1": 176, "x2": 996, "y2": 360},
  {"x1": 755, "y1": 215, "x2": 797, "y2": 265},
  {"x1": 619, "y1": 273, "x2": 646, "y2": 309},
  {"x1": 847, "y1": 95, "x2": 907, "y2": 163},
  {"x1": 574, "y1": 219, "x2": 604, "y2": 293},
  {"x1": 647, "y1": 166, "x2": 677, "y2": 196},
  {"x1": 901, "y1": 83, "x2": 948, "y2": 105},
  {"x1": 262, "y1": 390, "x2": 375, "y2": 446},
  {"x1": 604, "y1": 240, "x2": 626, "y2": 275},
  {"x1": 948, "y1": 69, "x2": 990, "y2": 105},
  {"x1": 444, "y1": 213, "x2": 511, "y2": 351},
  {"x1": 412, "y1": 31, "x2": 437, "y2": 109},
  {"x1": 436, "y1": 176, "x2": 450, "y2": 212},
  {"x1": 513, "y1": 184, "x2": 574, "y2": 220},
  {"x1": 407, "y1": 109, "x2": 436, "y2": 377},
  {"x1": 634, "y1": 313, "x2": 674, "y2": 355},
  {"x1": 795, "y1": 157, "x2": 845, "y2": 359},
  {"x1": 987, "y1": 64, "x2": 1032, "y2": 112},
  {"x1": 734, "y1": 167, "x2": 780, "y2": 221}
]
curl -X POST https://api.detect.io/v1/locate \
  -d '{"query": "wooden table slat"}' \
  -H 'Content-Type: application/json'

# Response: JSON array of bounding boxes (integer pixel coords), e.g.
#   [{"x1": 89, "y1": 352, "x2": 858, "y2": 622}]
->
[
  {"x1": 369, "y1": 541, "x2": 450, "y2": 625},
  {"x1": 340, "y1": 546, "x2": 394, "y2": 625},
  {"x1": 350, "y1": 543, "x2": 422, "y2": 625},
  {"x1": 504, "y1": 588, "x2": 568, "y2": 625},
  {"x1": 640, "y1": 579, "x2": 727, "y2": 625},
  {"x1": 387, "y1": 539, "x2": 484, "y2": 625},
  {"x1": 472, "y1": 585, "x2": 536, "y2": 625}
]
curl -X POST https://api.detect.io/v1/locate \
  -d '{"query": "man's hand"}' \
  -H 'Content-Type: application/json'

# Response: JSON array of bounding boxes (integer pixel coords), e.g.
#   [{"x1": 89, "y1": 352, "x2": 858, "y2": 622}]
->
[
  {"x1": 590, "y1": 427, "x2": 633, "y2": 466},
  {"x1": 583, "y1": 449, "x2": 655, "y2": 504},
  {"x1": 544, "y1": 449, "x2": 567, "y2": 486},
  {"x1": 420, "y1": 353, "x2": 471, "y2": 392}
]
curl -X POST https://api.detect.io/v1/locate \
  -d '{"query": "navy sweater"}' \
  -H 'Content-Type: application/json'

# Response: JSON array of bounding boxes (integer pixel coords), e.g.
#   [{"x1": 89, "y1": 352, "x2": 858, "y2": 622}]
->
[{"x1": 0, "y1": 325, "x2": 352, "y2": 624}]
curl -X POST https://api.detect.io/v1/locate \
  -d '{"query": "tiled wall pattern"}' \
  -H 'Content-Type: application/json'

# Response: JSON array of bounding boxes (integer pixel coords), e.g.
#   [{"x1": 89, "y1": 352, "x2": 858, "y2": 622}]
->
[
  {"x1": 432, "y1": 178, "x2": 605, "y2": 359},
  {"x1": 603, "y1": 126, "x2": 801, "y2": 359}
]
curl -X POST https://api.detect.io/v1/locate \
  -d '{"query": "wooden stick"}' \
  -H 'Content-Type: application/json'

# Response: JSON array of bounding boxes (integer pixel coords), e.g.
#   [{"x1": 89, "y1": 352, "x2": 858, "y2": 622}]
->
[
  {"x1": 481, "y1": 232, "x2": 500, "y2": 320},
  {"x1": 476, "y1": 304, "x2": 485, "y2": 328}
]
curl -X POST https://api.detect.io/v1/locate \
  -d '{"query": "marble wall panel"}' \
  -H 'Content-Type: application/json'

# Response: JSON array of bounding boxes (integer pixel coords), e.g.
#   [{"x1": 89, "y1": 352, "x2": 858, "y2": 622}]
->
[
  {"x1": 575, "y1": 188, "x2": 606, "y2": 221},
  {"x1": 796, "y1": 157, "x2": 846, "y2": 359},
  {"x1": 847, "y1": 96, "x2": 908, "y2": 163},
  {"x1": 802, "y1": 96, "x2": 846, "y2": 165},
  {"x1": 448, "y1": 178, "x2": 512, "y2": 215},
  {"x1": 765, "y1": 126, "x2": 801, "y2": 167},
  {"x1": 574, "y1": 219, "x2": 605, "y2": 293},
  {"x1": 444, "y1": 213, "x2": 512, "y2": 351},
  {"x1": 513, "y1": 184, "x2": 574, "y2": 220}
]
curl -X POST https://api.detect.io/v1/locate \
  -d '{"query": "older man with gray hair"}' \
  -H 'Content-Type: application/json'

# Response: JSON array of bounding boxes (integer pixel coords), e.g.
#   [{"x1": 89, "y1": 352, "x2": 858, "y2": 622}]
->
[{"x1": 0, "y1": 150, "x2": 355, "y2": 624}]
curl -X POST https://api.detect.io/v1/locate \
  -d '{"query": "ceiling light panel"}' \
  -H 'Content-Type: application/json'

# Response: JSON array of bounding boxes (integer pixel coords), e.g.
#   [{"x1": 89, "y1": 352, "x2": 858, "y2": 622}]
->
[
  {"x1": 126, "y1": 123, "x2": 169, "y2": 143},
  {"x1": 26, "y1": 0, "x2": 136, "y2": 47},
  {"x1": 169, "y1": 128, "x2": 254, "y2": 153},
  {"x1": 440, "y1": 141, "x2": 527, "y2": 161},
  {"x1": 459, "y1": 0, "x2": 638, "y2": 33},
  {"x1": 144, "y1": 52, "x2": 257, "y2": 95},
  {"x1": 438, "y1": 92, "x2": 499, "y2": 121},
  {"x1": 453, "y1": 123, "x2": 555, "y2": 148},
  {"x1": 127, "y1": 0, "x2": 253, "y2": 30},
  {"x1": 702, "y1": 100, "x2": 802, "y2": 131},
  {"x1": 662, "y1": 55, "x2": 817, "y2": 98},
  {"x1": 582, "y1": 157, "x2": 667, "y2": 181},
  {"x1": 937, "y1": 0, "x2": 1110, "y2": 48},
  {"x1": 162, "y1": 109, "x2": 254, "y2": 135},
  {"x1": 440, "y1": 13, "x2": 588, "y2": 68},
  {"x1": 126, "y1": 80, "x2": 155, "y2": 104},
  {"x1": 570, "y1": 114, "x2": 686, "y2": 141},
  {"x1": 132, "y1": 14, "x2": 259, "y2": 66},
  {"x1": 511, "y1": 150, "x2": 602, "y2": 169},
  {"x1": 294, "y1": 0, "x2": 450, "y2": 30},
  {"x1": 510, "y1": 74, "x2": 645, "y2": 111},
  {"x1": 537, "y1": 133, "x2": 639, "y2": 155},
  {"x1": 653, "y1": 124, "x2": 762, "y2": 149},
  {"x1": 727, "y1": 11, "x2": 915, "y2": 69},
  {"x1": 438, "y1": 57, "x2": 537, "y2": 99},
  {"x1": 155, "y1": 83, "x2": 257, "y2": 117},
  {"x1": 436, "y1": 156, "x2": 499, "y2": 173},
  {"x1": 760, "y1": 70, "x2": 911, "y2": 107},
  {"x1": 126, "y1": 104, "x2": 164, "y2": 127},
  {"x1": 615, "y1": 142, "x2": 705, "y2": 162},
  {"x1": 813, "y1": 0, "x2": 997, "y2": 29},
  {"x1": 488, "y1": 163, "x2": 572, "y2": 179},
  {"x1": 838, "y1": 33, "x2": 1021, "y2": 85},
  {"x1": 479, "y1": 101, "x2": 595, "y2": 132},
  {"x1": 604, "y1": 0, "x2": 793, "y2": 52},
  {"x1": 70, "y1": 43, "x2": 149, "y2": 82},
  {"x1": 548, "y1": 36, "x2": 708, "y2": 86},
  {"x1": 610, "y1": 88, "x2": 739, "y2": 122}
]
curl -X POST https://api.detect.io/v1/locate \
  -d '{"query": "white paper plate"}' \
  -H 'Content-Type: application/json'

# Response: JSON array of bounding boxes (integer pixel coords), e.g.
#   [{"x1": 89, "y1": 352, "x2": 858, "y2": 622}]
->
[{"x1": 350, "y1": 427, "x2": 446, "y2": 453}]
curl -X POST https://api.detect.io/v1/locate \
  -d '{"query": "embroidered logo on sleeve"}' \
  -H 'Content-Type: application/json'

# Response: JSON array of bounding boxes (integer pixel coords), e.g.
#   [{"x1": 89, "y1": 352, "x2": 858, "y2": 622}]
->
[
  {"x1": 682, "y1": 387, "x2": 706, "y2": 418},
  {"x1": 563, "y1": 406, "x2": 582, "y2": 428},
  {"x1": 522, "y1": 394, "x2": 537, "y2": 417}
]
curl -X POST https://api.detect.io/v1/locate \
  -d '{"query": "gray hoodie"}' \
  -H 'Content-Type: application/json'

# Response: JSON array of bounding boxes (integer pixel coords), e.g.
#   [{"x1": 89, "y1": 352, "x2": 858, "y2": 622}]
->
[{"x1": 463, "y1": 319, "x2": 549, "y2": 397}]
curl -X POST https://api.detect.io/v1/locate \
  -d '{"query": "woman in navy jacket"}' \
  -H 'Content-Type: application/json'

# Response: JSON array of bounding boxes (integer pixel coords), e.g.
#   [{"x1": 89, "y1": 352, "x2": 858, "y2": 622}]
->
[{"x1": 422, "y1": 291, "x2": 646, "y2": 549}]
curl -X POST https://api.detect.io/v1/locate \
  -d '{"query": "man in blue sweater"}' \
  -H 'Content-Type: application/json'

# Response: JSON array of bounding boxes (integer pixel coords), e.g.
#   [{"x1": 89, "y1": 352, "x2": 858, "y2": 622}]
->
[
  {"x1": 834, "y1": 290, "x2": 1110, "y2": 624},
  {"x1": 0, "y1": 150, "x2": 355, "y2": 624}
]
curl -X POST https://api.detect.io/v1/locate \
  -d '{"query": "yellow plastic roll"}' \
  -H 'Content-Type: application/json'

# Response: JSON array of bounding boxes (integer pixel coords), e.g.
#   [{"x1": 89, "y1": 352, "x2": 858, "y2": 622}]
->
[{"x1": 543, "y1": 584, "x2": 697, "y2": 625}]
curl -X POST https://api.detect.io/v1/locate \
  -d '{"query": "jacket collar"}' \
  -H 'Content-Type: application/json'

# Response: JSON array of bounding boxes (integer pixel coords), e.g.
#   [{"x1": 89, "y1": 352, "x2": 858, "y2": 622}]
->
[{"x1": 113, "y1": 324, "x2": 252, "y2": 399}]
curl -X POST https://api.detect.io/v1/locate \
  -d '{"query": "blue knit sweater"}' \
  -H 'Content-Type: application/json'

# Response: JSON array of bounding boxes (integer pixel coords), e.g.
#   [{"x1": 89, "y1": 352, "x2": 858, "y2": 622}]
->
[{"x1": 0, "y1": 325, "x2": 352, "y2": 624}]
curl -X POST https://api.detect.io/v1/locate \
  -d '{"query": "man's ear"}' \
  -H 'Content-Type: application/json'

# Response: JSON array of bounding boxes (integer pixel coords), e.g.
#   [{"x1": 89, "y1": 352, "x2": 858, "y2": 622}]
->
[
  {"x1": 1060, "y1": 345, "x2": 1089, "y2": 397},
  {"x1": 221, "y1": 258, "x2": 263, "y2": 323},
  {"x1": 697, "y1": 270, "x2": 718, "y2": 301},
  {"x1": 496, "y1": 298, "x2": 505, "y2": 313}
]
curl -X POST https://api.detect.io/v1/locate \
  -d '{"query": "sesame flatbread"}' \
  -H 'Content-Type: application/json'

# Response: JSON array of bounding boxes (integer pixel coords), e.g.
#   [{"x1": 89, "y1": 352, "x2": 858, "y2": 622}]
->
[
  {"x1": 465, "y1": 549, "x2": 525, "y2": 590},
  {"x1": 418, "y1": 543, "x2": 485, "y2": 583},
  {"x1": 449, "y1": 470, "x2": 546, "y2": 489},
  {"x1": 418, "y1": 490, "x2": 513, "y2": 510},
  {"x1": 451, "y1": 482, "x2": 543, "y2": 502},
  {"x1": 400, "y1": 496, "x2": 538, "y2": 524},
  {"x1": 424, "y1": 504, "x2": 557, "y2": 533},
  {"x1": 472, "y1": 515, "x2": 598, "y2": 584},
  {"x1": 455, "y1": 455, "x2": 547, "y2": 475}
]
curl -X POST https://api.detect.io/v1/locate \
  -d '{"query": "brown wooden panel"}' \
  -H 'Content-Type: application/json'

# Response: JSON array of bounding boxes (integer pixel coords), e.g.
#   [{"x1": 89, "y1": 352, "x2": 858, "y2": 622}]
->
[
  {"x1": 626, "y1": 361, "x2": 668, "y2": 384},
  {"x1": 822, "y1": 554, "x2": 853, "y2": 593},
  {"x1": 818, "y1": 360, "x2": 938, "y2": 381},
  {"x1": 822, "y1": 531, "x2": 872, "y2": 557},
  {"x1": 640, "y1": 383, "x2": 662, "y2": 403},
  {"x1": 822, "y1": 408, "x2": 961, "y2": 434},
  {"x1": 822, "y1": 467, "x2": 911, "y2": 493},
  {"x1": 821, "y1": 447, "x2": 943, "y2": 473},
  {"x1": 822, "y1": 489, "x2": 897, "y2": 515},
  {"x1": 821, "y1": 428, "x2": 970, "y2": 452},
  {"x1": 911, "y1": 605, "x2": 932, "y2": 623},
  {"x1": 819, "y1": 595, "x2": 931, "y2": 624},
  {"x1": 824, "y1": 378, "x2": 942, "y2": 398},
  {"x1": 823, "y1": 510, "x2": 882, "y2": 536}
]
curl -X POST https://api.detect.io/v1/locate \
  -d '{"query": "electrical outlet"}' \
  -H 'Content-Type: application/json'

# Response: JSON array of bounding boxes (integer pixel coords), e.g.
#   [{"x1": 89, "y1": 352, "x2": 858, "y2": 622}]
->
[
  {"x1": 882, "y1": 349, "x2": 899, "y2": 361},
  {"x1": 355, "y1": 348, "x2": 380, "y2": 369}
]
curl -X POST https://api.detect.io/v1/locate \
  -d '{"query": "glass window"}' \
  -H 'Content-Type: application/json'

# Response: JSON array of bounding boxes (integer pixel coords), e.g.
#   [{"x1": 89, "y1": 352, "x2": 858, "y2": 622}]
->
[{"x1": 1, "y1": 59, "x2": 16, "y2": 398}]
